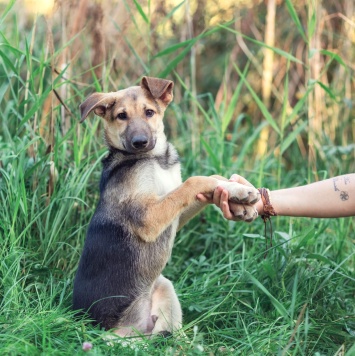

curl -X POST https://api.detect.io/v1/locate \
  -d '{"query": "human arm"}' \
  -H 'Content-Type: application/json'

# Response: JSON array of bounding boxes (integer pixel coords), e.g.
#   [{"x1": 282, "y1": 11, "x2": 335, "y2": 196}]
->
[
  {"x1": 197, "y1": 174, "x2": 355, "y2": 220},
  {"x1": 258, "y1": 174, "x2": 355, "y2": 218}
]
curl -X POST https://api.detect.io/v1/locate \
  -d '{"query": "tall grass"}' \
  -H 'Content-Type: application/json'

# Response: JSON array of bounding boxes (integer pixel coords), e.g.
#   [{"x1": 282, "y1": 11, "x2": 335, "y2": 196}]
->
[{"x1": 0, "y1": 0, "x2": 354, "y2": 354}]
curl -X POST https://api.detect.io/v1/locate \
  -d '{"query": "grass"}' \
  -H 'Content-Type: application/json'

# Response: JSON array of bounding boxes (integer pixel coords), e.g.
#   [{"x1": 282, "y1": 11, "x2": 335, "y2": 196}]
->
[{"x1": 0, "y1": 0, "x2": 355, "y2": 355}]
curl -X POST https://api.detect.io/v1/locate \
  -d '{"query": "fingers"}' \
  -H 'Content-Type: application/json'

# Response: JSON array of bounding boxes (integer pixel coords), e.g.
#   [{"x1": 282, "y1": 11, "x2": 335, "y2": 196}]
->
[
  {"x1": 212, "y1": 186, "x2": 224, "y2": 206},
  {"x1": 197, "y1": 186, "x2": 230, "y2": 206},
  {"x1": 196, "y1": 193, "x2": 211, "y2": 203},
  {"x1": 218, "y1": 189, "x2": 235, "y2": 220},
  {"x1": 211, "y1": 187, "x2": 258, "y2": 222}
]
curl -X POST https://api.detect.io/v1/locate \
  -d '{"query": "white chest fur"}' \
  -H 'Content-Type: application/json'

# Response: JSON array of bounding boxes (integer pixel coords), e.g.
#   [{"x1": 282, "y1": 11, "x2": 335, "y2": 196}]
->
[
  {"x1": 153, "y1": 162, "x2": 182, "y2": 197},
  {"x1": 134, "y1": 160, "x2": 182, "y2": 198},
  {"x1": 152, "y1": 161, "x2": 182, "y2": 251}
]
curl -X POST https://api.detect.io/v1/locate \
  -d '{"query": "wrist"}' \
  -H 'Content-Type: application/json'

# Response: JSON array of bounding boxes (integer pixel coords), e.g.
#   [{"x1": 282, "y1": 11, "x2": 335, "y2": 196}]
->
[
  {"x1": 256, "y1": 198, "x2": 264, "y2": 215},
  {"x1": 257, "y1": 188, "x2": 277, "y2": 218}
]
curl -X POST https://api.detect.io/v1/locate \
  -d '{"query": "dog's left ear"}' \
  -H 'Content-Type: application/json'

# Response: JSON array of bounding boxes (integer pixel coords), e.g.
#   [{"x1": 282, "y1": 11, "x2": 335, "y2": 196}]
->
[
  {"x1": 79, "y1": 93, "x2": 115, "y2": 123},
  {"x1": 140, "y1": 76, "x2": 174, "y2": 106}
]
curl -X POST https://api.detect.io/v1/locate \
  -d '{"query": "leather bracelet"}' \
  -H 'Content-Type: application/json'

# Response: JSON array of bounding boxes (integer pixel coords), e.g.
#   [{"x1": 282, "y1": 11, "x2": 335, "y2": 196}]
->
[
  {"x1": 258, "y1": 187, "x2": 277, "y2": 258},
  {"x1": 258, "y1": 188, "x2": 277, "y2": 219}
]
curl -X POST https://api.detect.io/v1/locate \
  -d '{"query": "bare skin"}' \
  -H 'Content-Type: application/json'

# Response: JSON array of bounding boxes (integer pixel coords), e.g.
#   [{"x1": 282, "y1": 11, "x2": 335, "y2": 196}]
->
[{"x1": 197, "y1": 174, "x2": 355, "y2": 221}]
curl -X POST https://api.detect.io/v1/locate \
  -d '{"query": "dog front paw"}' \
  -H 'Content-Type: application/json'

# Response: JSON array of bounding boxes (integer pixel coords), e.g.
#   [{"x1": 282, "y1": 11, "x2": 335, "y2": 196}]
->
[
  {"x1": 218, "y1": 181, "x2": 260, "y2": 205},
  {"x1": 230, "y1": 204, "x2": 259, "y2": 222}
]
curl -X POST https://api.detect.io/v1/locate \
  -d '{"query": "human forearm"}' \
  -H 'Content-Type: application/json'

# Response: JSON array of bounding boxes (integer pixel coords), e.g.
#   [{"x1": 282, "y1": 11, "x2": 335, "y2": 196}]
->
[{"x1": 257, "y1": 174, "x2": 355, "y2": 218}]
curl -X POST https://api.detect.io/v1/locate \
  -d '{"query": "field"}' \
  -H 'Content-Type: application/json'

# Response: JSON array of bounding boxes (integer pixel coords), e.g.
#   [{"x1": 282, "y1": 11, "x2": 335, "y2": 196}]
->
[{"x1": 0, "y1": 0, "x2": 354, "y2": 354}]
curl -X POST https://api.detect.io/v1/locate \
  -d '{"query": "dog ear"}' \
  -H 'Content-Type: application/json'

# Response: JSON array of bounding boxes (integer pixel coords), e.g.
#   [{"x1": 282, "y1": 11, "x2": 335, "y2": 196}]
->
[
  {"x1": 140, "y1": 76, "x2": 174, "y2": 106},
  {"x1": 79, "y1": 93, "x2": 115, "y2": 123}
]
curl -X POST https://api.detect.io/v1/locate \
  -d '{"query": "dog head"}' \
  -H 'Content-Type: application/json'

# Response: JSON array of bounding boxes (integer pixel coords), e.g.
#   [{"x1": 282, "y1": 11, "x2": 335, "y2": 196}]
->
[{"x1": 80, "y1": 77, "x2": 174, "y2": 153}]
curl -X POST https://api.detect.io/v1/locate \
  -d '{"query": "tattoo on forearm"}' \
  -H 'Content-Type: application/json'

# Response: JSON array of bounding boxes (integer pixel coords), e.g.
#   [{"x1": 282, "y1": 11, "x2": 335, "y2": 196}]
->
[
  {"x1": 334, "y1": 176, "x2": 351, "y2": 200},
  {"x1": 340, "y1": 191, "x2": 349, "y2": 201},
  {"x1": 333, "y1": 178, "x2": 340, "y2": 191}
]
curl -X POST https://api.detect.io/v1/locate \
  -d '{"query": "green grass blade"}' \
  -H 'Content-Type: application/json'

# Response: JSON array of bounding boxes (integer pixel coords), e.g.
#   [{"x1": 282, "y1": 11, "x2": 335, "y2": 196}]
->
[
  {"x1": 0, "y1": 0, "x2": 16, "y2": 24},
  {"x1": 201, "y1": 136, "x2": 220, "y2": 169},
  {"x1": 219, "y1": 24, "x2": 303, "y2": 64},
  {"x1": 245, "y1": 271, "x2": 289, "y2": 319},
  {"x1": 284, "y1": 84, "x2": 314, "y2": 128},
  {"x1": 174, "y1": 72, "x2": 215, "y2": 129},
  {"x1": 320, "y1": 49, "x2": 347, "y2": 68},
  {"x1": 285, "y1": 0, "x2": 308, "y2": 43},
  {"x1": 308, "y1": 8, "x2": 317, "y2": 39},
  {"x1": 112, "y1": 22, "x2": 149, "y2": 73},
  {"x1": 0, "y1": 49, "x2": 17, "y2": 73},
  {"x1": 221, "y1": 62, "x2": 250, "y2": 134},
  {"x1": 154, "y1": 38, "x2": 197, "y2": 58},
  {"x1": 280, "y1": 120, "x2": 307, "y2": 155},
  {"x1": 133, "y1": 0, "x2": 149, "y2": 25},
  {"x1": 165, "y1": 0, "x2": 185, "y2": 20},
  {"x1": 316, "y1": 81, "x2": 337, "y2": 101},
  {"x1": 234, "y1": 63, "x2": 281, "y2": 135},
  {"x1": 235, "y1": 121, "x2": 268, "y2": 168},
  {"x1": 0, "y1": 43, "x2": 26, "y2": 56},
  {"x1": 345, "y1": 343, "x2": 355, "y2": 356},
  {"x1": 154, "y1": 24, "x2": 228, "y2": 59}
]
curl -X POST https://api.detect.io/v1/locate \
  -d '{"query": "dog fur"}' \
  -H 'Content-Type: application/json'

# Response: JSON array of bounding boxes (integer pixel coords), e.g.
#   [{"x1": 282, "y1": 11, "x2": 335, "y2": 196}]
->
[{"x1": 73, "y1": 77, "x2": 259, "y2": 337}]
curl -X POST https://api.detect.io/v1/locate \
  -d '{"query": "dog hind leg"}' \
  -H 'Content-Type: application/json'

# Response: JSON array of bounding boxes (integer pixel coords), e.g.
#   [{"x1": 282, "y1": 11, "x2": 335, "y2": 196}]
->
[{"x1": 150, "y1": 275, "x2": 182, "y2": 335}]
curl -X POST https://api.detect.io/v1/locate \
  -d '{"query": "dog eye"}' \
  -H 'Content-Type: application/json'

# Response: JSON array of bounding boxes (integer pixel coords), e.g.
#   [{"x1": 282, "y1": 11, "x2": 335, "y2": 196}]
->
[
  {"x1": 117, "y1": 112, "x2": 127, "y2": 120},
  {"x1": 145, "y1": 109, "x2": 155, "y2": 118}
]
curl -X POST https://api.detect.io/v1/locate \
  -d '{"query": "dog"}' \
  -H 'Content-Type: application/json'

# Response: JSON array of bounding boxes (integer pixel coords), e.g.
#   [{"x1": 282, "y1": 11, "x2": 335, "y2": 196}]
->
[{"x1": 73, "y1": 77, "x2": 260, "y2": 338}]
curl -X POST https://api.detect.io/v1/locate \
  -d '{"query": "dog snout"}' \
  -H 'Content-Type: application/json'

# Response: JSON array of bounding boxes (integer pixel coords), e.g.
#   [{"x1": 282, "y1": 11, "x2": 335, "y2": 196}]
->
[
  {"x1": 124, "y1": 119, "x2": 156, "y2": 153},
  {"x1": 132, "y1": 135, "x2": 149, "y2": 149}
]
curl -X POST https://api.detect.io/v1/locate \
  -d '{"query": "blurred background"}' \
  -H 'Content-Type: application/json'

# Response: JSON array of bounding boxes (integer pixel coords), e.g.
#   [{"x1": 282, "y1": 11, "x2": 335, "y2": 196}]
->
[{"x1": 2, "y1": 0, "x2": 354, "y2": 177}]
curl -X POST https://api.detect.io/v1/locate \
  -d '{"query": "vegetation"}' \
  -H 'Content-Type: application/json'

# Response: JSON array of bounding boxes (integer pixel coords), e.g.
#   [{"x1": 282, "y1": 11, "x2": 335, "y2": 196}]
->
[{"x1": 0, "y1": 0, "x2": 354, "y2": 354}]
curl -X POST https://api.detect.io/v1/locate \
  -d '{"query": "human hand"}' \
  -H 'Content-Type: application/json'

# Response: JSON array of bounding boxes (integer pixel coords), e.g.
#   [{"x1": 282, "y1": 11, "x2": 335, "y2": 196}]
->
[{"x1": 197, "y1": 174, "x2": 260, "y2": 222}]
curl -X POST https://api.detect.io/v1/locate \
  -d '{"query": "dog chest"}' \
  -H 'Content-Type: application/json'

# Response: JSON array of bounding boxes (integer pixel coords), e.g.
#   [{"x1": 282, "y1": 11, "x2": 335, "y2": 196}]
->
[{"x1": 152, "y1": 161, "x2": 182, "y2": 196}]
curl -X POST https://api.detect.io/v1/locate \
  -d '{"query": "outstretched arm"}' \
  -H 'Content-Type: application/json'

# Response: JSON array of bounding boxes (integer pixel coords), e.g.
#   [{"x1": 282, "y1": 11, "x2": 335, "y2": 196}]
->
[
  {"x1": 198, "y1": 174, "x2": 355, "y2": 220},
  {"x1": 260, "y1": 174, "x2": 355, "y2": 218}
]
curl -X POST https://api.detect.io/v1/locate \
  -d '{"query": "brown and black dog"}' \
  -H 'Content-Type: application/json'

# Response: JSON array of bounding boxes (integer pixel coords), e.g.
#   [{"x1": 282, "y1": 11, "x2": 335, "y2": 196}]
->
[{"x1": 73, "y1": 77, "x2": 260, "y2": 337}]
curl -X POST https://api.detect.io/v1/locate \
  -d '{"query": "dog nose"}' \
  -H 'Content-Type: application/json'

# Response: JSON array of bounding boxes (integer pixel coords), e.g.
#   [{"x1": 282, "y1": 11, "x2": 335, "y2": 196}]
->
[{"x1": 131, "y1": 135, "x2": 148, "y2": 149}]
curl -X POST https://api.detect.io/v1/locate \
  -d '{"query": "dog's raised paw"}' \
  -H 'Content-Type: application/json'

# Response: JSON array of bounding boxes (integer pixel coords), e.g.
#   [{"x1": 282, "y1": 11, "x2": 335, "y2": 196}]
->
[
  {"x1": 219, "y1": 182, "x2": 260, "y2": 205},
  {"x1": 232, "y1": 204, "x2": 258, "y2": 222}
]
